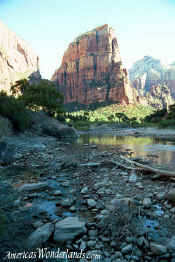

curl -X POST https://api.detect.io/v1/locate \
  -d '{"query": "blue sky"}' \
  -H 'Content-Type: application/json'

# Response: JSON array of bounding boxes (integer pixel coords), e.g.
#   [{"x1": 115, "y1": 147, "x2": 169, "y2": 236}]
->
[{"x1": 0, "y1": 0, "x2": 175, "y2": 79}]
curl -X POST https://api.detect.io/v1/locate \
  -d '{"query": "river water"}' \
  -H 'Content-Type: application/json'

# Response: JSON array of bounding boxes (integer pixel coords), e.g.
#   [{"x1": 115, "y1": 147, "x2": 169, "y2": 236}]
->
[{"x1": 77, "y1": 133, "x2": 175, "y2": 171}]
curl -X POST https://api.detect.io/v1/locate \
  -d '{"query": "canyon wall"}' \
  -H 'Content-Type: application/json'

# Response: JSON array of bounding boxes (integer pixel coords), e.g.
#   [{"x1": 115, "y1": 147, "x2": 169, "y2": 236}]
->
[
  {"x1": 0, "y1": 20, "x2": 39, "y2": 93},
  {"x1": 129, "y1": 56, "x2": 175, "y2": 109},
  {"x1": 52, "y1": 24, "x2": 136, "y2": 105}
]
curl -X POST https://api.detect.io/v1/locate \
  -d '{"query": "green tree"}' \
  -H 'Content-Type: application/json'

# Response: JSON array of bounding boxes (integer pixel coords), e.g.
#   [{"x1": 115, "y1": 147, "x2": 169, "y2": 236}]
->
[
  {"x1": 115, "y1": 113, "x2": 126, "y2": 123},
  {"x1": 11, "y1": 79, "x2": 29, "y2": 96},
  {"x1": 0, "y1": 91, "x2": 32, "y2": 131},
  {"x1": 11, "y1": 79, "x2": 64, "y2": 117}
]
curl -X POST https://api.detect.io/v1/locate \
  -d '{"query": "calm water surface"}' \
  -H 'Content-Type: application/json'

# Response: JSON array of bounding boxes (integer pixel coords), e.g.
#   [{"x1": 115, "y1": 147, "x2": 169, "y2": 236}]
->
[{"x1": 78, "y1": 134, "x2": 175, "y2": 171}]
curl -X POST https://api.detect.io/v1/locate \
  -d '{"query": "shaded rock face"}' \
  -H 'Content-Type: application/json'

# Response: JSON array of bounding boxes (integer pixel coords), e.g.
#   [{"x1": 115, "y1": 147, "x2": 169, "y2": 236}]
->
[
  {"x1": 52, "y1": 24, "x2": 136, "y2": 105},
  {"x1": 129, "y1": 56, "x2": 175, "y2": 109},
  {"x1": 0, "y1": 20, "x2": 39, "y2": 93},
  {"x1": 29, "y1": 111, "x2": 78, "y2": 140}
]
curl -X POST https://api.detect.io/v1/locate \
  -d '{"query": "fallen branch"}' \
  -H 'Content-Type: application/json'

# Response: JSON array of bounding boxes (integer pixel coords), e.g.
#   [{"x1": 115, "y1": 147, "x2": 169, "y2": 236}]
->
[
  {"x1": 117, "y1": 161, "x2": 138, "y2": 171},
  {"x1": 120, "y1": 155, "x2": 175, "y2": 178}
]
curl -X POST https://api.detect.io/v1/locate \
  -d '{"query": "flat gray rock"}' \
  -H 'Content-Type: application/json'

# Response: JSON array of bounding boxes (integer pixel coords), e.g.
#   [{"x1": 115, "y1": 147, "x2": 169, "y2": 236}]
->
[
  {"x1": 52, "y1": 190, "x2": 62, "y2": 196},
  {"x1": 80, "y1": 162, "x2": 100, "y2": 168},
  {"x1": 121, "y1": 244, "x2": 133, "y2": 254},
  {"x1": 27, "y1": 223, "x2": 54, "y2": 249},
  {"x1": 81, "y1": 186, "x2": 88, "y2": 194},
  {"x1": 54, "y1": 217, "x2": 85, "y2": 242},
  {"x1": 60, "y1": 198, "x2": 73, "y2": 207},
  {"x1": 150, "y1": 242, "x2": 167, "y2": 255},
  {"x1": 18, "y1": 182, "x2": 49, "y2": 192}
]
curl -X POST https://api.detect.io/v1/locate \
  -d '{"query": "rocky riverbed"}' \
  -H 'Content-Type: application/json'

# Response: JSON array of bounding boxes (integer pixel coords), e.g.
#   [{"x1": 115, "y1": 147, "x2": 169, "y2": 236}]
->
[{"x1": 1, "y1": 129, "x2": 175, "y2": 262}]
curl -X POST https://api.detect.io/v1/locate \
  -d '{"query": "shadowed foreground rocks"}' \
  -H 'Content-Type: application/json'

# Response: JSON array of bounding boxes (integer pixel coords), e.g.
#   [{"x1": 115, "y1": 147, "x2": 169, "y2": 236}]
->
[{"x1": 1, "y1": 123, "x2": 175, "y2": 261}]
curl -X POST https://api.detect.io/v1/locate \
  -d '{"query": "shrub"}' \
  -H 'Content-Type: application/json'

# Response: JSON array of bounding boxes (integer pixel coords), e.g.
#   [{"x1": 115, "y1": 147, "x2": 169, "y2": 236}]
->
[
  {"x1": 158, "y1": 119, "x2": 175, "y2": 128},
  {"x1": 11, "y1": 79, "x2": 64, "y2": 117},
  {"x1": 97, "y1": 203, "x2": 144, "y2": 246},
  {"x1": 144, "y1": 108, "x2": 167, "y2": 122},
  {"x1": 0, "y1": 117, "x2": 13, "y2": 138},
  {"x1": 0, "y1": 91, "x2": 32, "y2": 132},
  {"x1": 71, "y1": 120, "x2": 90, "y2": 131}
]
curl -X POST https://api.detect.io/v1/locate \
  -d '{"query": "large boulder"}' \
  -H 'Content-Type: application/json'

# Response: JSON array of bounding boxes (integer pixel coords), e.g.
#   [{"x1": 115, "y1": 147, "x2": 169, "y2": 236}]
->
[
  {"x1": 26, "y1": 223, "x2": 54, "y2": 249},
  {"x1": 54, "y1": 217, "x2": 86, "y2": 242},
  {"x1": 29, "y1": 111, "x2": 78, "y2": 139},
  {"x1": 164, "y1": 189, "x2": 175, "y2": 202},
  {"x1": 43, "y1": 125, "x2": 77, "y2": 140}
]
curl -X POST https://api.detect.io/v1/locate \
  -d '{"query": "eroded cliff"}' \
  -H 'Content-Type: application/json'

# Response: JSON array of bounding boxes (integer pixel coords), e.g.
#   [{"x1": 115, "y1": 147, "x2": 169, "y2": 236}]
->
[
  {"x1": 0, "y1": 20, "x2": 39, "y2": 93},
  {"x1": 129, "y1": 56, "x2": 175, "y2": 109},
  {"x1": 52, "y1": 24, "x2": 136, "y2": 105}
]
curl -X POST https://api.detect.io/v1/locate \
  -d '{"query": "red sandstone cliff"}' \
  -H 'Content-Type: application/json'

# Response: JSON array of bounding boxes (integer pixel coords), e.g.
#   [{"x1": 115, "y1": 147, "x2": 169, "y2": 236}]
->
[
  {"x1": 52, "y1": 24, "x2": 136, "y2": 105},
  {"x1": 0, "y1": 20, "x2": 39, "y2": 93}
]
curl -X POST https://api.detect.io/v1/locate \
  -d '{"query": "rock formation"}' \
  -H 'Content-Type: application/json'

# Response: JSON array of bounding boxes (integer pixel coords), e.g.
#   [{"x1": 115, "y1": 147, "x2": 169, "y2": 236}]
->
[
  {"x1": 52, "y1": 24, "x2": 136, "y2": 105},
  {"x1": 164, "y1": 64, "x2": 175, "y2": 98},
  {"x1": 0, "y1": 20, "x2": 39, "y2": 93},
  {"x1": 129, "y1": 56, "x2": 175, "y2": 109}
]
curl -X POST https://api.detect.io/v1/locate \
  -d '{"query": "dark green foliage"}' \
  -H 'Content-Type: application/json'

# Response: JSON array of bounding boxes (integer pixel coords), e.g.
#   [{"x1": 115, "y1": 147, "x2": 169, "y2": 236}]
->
[
  {"x1": 0, "y1": 209, "x2": 6, "y2": 236},
  {"x1": 63, "y1": 104, "x2": 153, "y2": 130},
  {"x1": 158, "y1": 119, "x2": 175, "y2": 128},
  {"x1": 11, "y1": 79, "x2": 64, "y2": 117},
  {"x1": 143, "y1": 103, "x2": 175, "y2": 128},
  {"x1": 0, "y1": 91, "x2": 32, "y2": 131},
  {"x1": 115, "y1": 113, "x2": 128, "y2": 123},
  {"x1": 56, "y1": 112, "x2": 66, "y2": 122},
  {"x1": 11, "y1": 79, "x2": 29, "y2": 96},
  {"x1": 63, "y1": 111, "x2": 90, "y2": 121},
  {"x1": 144, "y1": 108, "x2": 167, "y2": 122},
  {"x1": 167, "y1": 104, "x2": 175, "y2": 119}
]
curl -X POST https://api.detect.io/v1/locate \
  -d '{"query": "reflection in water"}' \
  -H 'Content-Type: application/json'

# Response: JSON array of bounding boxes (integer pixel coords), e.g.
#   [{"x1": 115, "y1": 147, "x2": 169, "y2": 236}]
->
[{"x1": 78, "y1": 134, "x2": 175, "y2": 171}]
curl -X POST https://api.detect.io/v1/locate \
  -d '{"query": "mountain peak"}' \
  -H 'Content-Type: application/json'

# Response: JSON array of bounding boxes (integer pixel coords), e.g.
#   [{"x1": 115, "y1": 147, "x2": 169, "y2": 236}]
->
[{"x1": 52, "y1": 25, "x2": 136, "y2": 105}]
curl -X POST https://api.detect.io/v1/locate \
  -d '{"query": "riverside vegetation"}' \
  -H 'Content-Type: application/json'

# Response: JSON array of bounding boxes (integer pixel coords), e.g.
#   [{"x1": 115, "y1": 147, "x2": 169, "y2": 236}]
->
[
  {"x1": 63, "y1": 102, "x2": 175, "y2": 131},
  {"x1": 0, "y1": 78, "x2": 64, "y2": 134},
  {"x1": 63, "y1": 104, "x2": 154, "y2": 131}
]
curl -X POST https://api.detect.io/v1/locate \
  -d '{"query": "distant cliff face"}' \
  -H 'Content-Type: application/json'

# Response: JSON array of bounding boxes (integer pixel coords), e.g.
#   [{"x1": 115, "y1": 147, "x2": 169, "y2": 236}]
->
[
  {"x1": 52, "y1": 24, "x2": 136, "y2": 105},
  {"x1": 164, "y1": 65, "x2": 175, "y2": 98},
  {"x1": 129, "y1": 56, "x2": 175, "y2": 109},
  {"x1": 0, "y1": 20, "x2": 39, "y2": 93}
]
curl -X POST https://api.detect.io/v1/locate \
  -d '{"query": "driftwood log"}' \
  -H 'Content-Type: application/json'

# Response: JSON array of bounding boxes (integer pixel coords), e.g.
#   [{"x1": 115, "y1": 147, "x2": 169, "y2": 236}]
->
[{"x1": 118, "y1": 155, "x2": 175, "y2": 178}]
